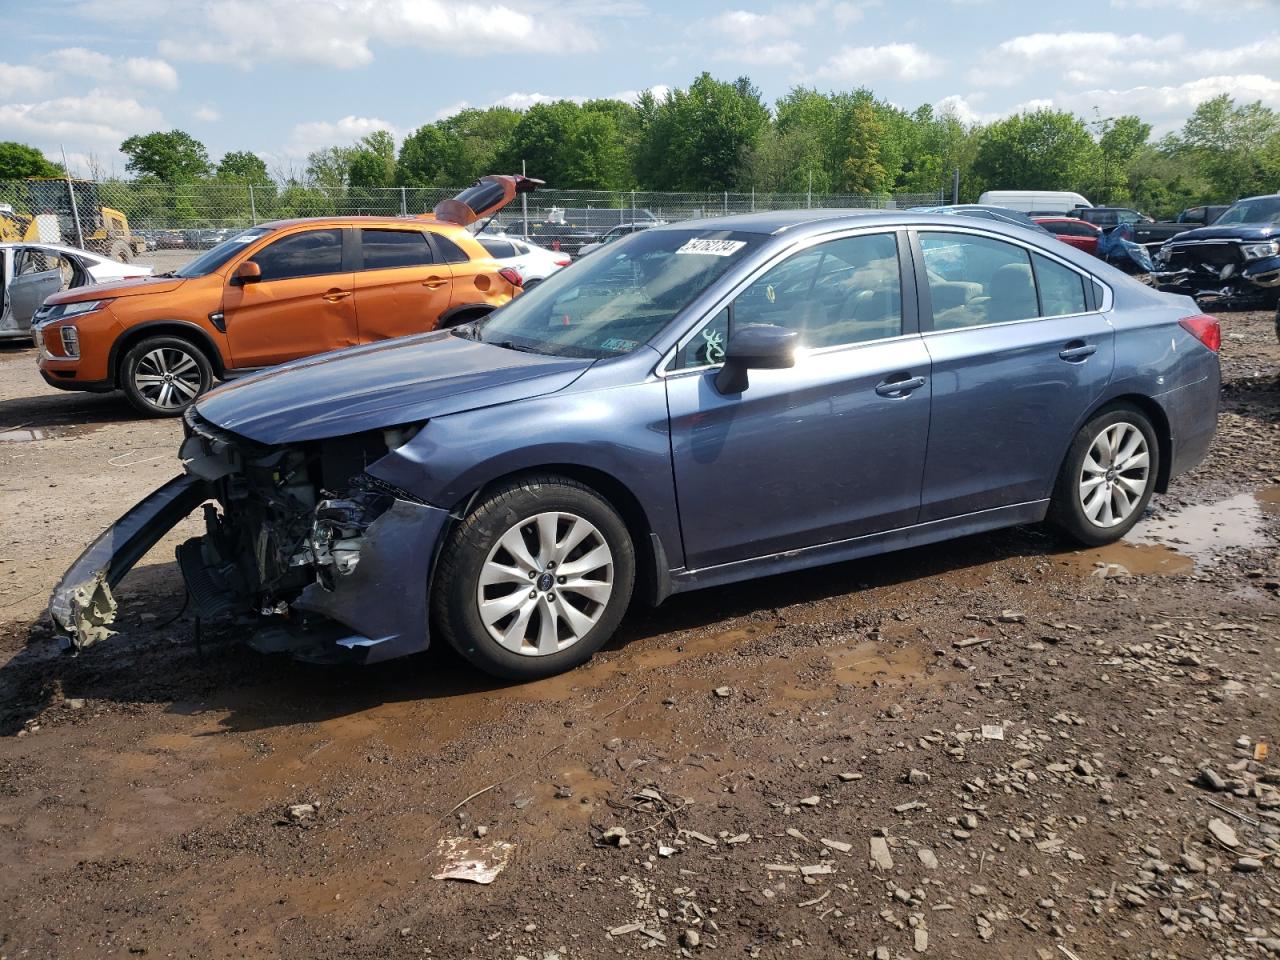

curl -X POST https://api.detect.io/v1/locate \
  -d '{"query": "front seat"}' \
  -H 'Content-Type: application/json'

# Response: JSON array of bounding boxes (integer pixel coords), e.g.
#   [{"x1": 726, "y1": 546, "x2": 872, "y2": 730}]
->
[{"x1": 986, "y1": 263, "x2": 1037, "y2": 324}]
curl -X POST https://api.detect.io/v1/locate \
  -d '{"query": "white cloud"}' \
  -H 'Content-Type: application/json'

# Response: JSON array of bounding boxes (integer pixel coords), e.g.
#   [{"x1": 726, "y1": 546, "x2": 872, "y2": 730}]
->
[
  {"x1": 612, "y1": 85, "x2": 671, "y2": 104},
  {"x1": 1049, "y1": 74, "x2": 1280, "y2": 122},
  {"x1": 0, "y1": 91, "x2": 164, "y2": 152},
  {"x1": 936, "y1": 93, "x2": 996, "y2": 125},
  {"x1": 44, "y1": 47, "x2": 179, "y2": 90},
  {"x1": 701, "y1": 2, "x2": 865, "y2": 68},
  {"x1": 288, "y1": 115, "x2": 400, "y2": 153},
  {"x1": 1113, "y1": 0, "x2": 1276, "y2": 10},
  {"x1": 969, "y1": 31, "x2": 1183, "y2": 87},
  {"x1": 1, "y1": 63, "x2": 54, "y2": 94},
  {"x1": 815, "y1": 43, "x2": 944, "y2": 83},
  {"x1": 494, "y1": 92, "x2": 564, "y2": 110},
  {"x1": 194, "y1": 106, "x2": 222, "y2": 122},
  {"x1": 156, "y1": 0, "x2": 599, "y2": 68}
]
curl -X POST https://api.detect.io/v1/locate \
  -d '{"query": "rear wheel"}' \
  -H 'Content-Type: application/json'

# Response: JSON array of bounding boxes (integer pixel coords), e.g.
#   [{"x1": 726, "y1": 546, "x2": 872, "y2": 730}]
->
[
  {"x1": 107, "y1": 239, "x2": 132, "y2": 263},
  {"x1": 120, "y1": 335, "x2": 213, "y2": 417},
  {"x1": 1048, "y1": 403, "x2": 1159, "y2": 546},
  {"x1": 432, "y1": 476, "x2": 636, "y2": 680}
]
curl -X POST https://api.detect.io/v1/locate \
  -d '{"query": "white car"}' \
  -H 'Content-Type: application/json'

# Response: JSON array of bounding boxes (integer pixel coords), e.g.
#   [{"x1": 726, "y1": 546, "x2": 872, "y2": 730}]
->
[
  {"x1": 1, "y1": 242, "x2": 153, "y2": 341},
  {"x1": 475, "y1": 235, "x2": 571, "y2": 288}
]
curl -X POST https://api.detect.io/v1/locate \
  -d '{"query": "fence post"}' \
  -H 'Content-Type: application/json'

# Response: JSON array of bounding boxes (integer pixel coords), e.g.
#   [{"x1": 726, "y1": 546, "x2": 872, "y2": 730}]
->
[
  {"x1": 751, "y1": 188, "x2": 755, "y2": 213},
  {"x1": 521, "y1": 160, "x2": 528, "y2": 238},
  {"x1": 950, "y1": 168, "x2": 959, "y2": 205},
  {"x1": 723, "y1": 191, "x2": 728, "y2": 215},
  {"x1": 807, "y1": 172, "x2": 813, "y2": 209},
  {"x1": 61, "y1": 145, "x2": 85, "y2": 250},
  {"x1": 631, "y1": 189, "x2": 635, "y2": 223},
  {"x1": 400, "y1": 186, "x2": 408, "y2": 217},
  {"x1": 248, "y1": 183, "x2": 257, "y2": 225}
]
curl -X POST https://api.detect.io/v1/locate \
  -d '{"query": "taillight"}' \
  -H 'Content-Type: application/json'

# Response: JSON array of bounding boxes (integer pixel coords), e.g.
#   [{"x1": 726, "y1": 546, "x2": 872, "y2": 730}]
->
[
  {"x1": 554, "y1": 256, "x2": 571, "y2": 267},
  {"x1": 498, "y1": 267, "x2": 523, "y2": 288},
  {"x1": 1178, "y1": 314, "x2": 1221, "y2": 353}
]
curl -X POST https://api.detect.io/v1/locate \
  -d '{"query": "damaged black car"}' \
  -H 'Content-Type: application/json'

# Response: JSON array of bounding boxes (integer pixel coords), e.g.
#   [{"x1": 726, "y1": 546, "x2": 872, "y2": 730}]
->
[{"x1": 1153, "y1": 193, "x2": 1280, "y2": 308}]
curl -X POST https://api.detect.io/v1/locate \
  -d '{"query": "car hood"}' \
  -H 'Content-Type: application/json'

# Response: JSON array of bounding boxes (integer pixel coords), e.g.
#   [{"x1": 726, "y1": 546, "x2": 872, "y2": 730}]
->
[
  {"x1": 45, "y1": 275, "x2": 187, "y2": 304},
  {"x1": 194, "y1": 330, "x2": 593, "y2": 445},
  {"x1": 1166, "y1": 223, "x2": 1278, "y2": 243}
]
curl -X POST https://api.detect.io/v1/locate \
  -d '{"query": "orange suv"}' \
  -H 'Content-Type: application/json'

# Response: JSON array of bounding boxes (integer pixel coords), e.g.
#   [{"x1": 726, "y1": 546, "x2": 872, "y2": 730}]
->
[{"x1": 34, "y1": 176, "x2": 538, "y2": 415}]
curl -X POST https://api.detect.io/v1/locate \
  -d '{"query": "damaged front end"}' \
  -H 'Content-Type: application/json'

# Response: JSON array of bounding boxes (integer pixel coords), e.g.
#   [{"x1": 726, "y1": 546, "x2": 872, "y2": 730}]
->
[
  {"x1": 49, "y1": 409, "x2": 450, "y2": 663},
  {"x1": 1153, "y1": 237, "x2": 1280, "y2": 308}
]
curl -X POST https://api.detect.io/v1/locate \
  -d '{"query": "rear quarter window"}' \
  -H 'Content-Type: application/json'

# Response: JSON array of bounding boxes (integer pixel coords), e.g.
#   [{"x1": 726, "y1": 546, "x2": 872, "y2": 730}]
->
[{"x1": 431, "y1": 232, "x2": 472, "y2": 264}]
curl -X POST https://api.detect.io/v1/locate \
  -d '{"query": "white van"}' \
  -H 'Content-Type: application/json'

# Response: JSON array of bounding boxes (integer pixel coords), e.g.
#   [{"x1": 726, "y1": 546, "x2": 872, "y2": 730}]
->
[{"x1": 977, "y1": 190, "x2": 1092, "y2": 214}]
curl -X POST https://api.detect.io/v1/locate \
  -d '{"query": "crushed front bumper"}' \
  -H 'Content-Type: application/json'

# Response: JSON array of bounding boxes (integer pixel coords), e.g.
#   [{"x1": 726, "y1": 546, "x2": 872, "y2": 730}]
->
[
  {"x1": 1153, "y1": 254, "x2": 1280, "y2": 305},
  {"x1": 49, "y1": 475, "x2": 212, "y2": 650},
  {"x1": 48, "y1": 473, "x2": 451, "y2": 663}
]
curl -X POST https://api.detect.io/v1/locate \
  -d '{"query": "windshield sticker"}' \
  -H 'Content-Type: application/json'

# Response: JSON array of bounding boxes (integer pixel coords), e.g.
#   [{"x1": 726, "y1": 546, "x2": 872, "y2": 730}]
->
[
  {"x1": 675, "y1": 238, "x2": 746, "y2": 257},
  {"x1": 230, "y1": 234, "x2": 257, "y2": 243},
  {"x1": 600, "y1": 337, "x2": 639, "y2": 352}
]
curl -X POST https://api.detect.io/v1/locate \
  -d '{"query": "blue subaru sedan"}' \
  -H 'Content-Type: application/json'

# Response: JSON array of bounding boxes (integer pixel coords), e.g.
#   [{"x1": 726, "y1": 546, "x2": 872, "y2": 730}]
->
[{"x1": 51, "y1": 211, "x2": 1220, "y2": 680}]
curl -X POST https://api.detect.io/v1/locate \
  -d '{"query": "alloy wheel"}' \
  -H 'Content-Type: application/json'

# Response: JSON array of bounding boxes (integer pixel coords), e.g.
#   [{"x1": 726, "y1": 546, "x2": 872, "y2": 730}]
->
[
  {"x1": 1078, "y1": 421, "x2": 1150, "y2": 528},
  {"x1": 476, "y1": 511, "x2": 614, "y2": 656},
  {"x1": 133, "y1": 347, "x2": 202, "y2": 409}
]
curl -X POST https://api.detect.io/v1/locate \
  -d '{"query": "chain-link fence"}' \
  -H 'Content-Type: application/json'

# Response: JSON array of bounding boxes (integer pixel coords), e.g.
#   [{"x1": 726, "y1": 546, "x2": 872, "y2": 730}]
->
[{"x1": 0, "y1": 178, "x2": 944, "y2": 269}]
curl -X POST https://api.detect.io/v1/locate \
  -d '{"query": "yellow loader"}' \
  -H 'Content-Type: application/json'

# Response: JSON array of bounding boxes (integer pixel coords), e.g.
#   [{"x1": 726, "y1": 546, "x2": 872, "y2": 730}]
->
[{"x1": 0, "y1": 178, "x2": 146, "y2": 262}]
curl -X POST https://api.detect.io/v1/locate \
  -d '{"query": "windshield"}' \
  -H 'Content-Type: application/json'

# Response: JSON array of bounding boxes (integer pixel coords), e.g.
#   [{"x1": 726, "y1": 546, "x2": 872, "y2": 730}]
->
[
  {"x1": 172, "y1": 227, "x2": 273, "y2": 278},
  {"x1": 1215, "y1": 196, "x2": 1280, "y2": 226},
  {"x1": 467, "y1": 229, "x2": 763, "y2": 359}
]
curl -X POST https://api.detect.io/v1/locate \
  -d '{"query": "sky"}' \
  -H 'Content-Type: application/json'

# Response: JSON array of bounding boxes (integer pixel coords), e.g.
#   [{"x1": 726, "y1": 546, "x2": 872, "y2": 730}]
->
[{"x1": 3, "y1": 0, "x2": 1279, "y2": 178}]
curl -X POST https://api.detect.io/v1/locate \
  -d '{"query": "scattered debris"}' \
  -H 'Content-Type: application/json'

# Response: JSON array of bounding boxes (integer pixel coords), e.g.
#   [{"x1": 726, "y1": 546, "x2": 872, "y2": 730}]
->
[{"x1": 431, "y1": 836, "x2": 515, "y2": 884}]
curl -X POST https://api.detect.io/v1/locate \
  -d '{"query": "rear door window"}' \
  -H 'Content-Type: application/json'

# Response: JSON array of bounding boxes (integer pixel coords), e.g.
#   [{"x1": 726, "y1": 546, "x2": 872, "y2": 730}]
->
[
  {"x1": 253, "y1": 229, "x2": 344, "y2": 281},
  {"x1": 430, "y1": 233, "x2": 472, "y2": 264},
  {"x1": 359, "y1": 229, "x2": 434, "y2": 270},
  {"x1": 920, "y1": 232, "x2": 1037, "y2": 329}
]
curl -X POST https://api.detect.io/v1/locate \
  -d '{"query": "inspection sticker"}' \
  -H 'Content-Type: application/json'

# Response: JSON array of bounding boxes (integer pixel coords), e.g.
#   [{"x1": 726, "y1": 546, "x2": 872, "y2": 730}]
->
[{"x1": 675, "y1": 238, "x2": 746, "y2": 256}]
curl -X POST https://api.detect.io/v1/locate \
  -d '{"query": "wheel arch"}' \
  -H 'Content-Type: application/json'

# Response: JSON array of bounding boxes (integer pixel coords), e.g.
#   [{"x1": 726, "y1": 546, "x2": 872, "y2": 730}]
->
[
  {"x1": 436, "y1": 303, "x2": 495, "y2": 329},
  {"x1": 109, "y1": 320, "x2": 226, "y2": 384},
  {"x1": 436, "y1": 464, "x2": 672, "y2": 607}
]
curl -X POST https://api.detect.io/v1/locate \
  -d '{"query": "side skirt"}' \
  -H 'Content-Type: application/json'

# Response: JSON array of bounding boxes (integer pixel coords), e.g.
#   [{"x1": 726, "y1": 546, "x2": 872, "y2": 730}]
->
[{"x1": 667, "y1": 500, "x2": 1050, "y2": 595}]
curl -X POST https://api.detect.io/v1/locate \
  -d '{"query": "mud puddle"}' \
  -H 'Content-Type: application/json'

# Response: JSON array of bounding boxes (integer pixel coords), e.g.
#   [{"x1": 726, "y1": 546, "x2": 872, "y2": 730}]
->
[
  {"x1": 1131, "y1": 487, "x2": 1279, "y2": 559},
  {"x1": 0, "y1": 427, "x2": 47, "y2": 442},
  {"x1": 1062, "y1": 486, "x2": 1279, "y2": 576}
]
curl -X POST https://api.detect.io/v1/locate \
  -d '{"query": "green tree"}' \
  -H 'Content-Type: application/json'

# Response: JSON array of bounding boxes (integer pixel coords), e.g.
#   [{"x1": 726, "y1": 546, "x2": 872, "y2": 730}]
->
[
  {"x1": 971, "y1": 109, "x2": 1098, "y2": 195},
  {"x1": 306, "y1": 145, "x2": 356, "y2": 191},
  {"x1": 1091, "y1": 115, "x2": 1150, "y2": 204},
  {"x1": 348, "y1": 131, "x2": 396, "y2": 188},
  {"x1": 0, "y1": 141, "x2": 62, "y2": 179},
  {"x1": 215, "y1": 150, "x2": 271, "y2": 184},
  {"x1": 396, "y1": 124, "x2": 457, "y2": 186},
  {"x1": 1175, "y1": 95, "x2": 1280, "y2": 201},
  {"x1": 120, "y1": 130, "x2": 211, "y2": 182},
  {"x1": 638, "y1": 73, "x2": 769, "y2": 190},
  {"x1": 839, "y1": 100, "x2": 889, "y2": 194}
]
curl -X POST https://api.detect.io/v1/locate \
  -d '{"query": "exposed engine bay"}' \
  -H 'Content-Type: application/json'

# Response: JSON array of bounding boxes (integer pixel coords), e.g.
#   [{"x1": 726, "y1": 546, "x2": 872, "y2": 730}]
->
[{"x1": 177, "y1": 410, "x2": 420, "y2": 629}]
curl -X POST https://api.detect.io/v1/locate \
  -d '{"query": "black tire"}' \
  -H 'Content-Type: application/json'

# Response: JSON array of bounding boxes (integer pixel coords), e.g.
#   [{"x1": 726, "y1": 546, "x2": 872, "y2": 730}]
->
[
  {"x1": 1047, "y1": 403, "x2": 1160, "y2": 547},
  {"x1": 522, "y1": 277, "x2": 542, "y2": 290},
  {"x1": 107, "y1": 239, "x2": 132, "y2": 263},
  {"x1": 432, "y1": 475, "x2": 636, "y2": 680},
  {"x1": 119, "y1": 335, "x2": 213, "y2": 417}
]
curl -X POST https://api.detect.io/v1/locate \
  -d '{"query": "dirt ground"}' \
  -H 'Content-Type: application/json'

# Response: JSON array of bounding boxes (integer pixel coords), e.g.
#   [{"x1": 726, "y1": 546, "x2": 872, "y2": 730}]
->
[{"x1": 0, "y1": 311, "x2": 1277, "y2": 960}]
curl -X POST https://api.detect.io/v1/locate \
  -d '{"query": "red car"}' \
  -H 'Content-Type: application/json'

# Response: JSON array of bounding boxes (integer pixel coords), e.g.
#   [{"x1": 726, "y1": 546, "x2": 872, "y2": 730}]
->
[{"x1": 1033, "y1": 217, "x2": 1103, "y2": 256}]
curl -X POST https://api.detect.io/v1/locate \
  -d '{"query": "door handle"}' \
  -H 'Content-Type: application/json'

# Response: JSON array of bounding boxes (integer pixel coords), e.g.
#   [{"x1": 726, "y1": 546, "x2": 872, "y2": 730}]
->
[
  {"x1": 1059, "y1": 341, "x2": 1097, "y2": 362},
  {"x1": 875, "y1": 375, "x2": 927, "y2": 397},
  {"x1": 322, "y1": 289, "x2": 351, "y2": 303},
  {"x1": 421, "y1": 277, "x2": 449, "y2": 289}
]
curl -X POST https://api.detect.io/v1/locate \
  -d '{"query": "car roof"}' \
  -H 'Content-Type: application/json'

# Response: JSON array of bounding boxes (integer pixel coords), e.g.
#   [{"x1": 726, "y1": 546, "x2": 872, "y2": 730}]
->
[
  {"x1": 257, "y1": 215, "x2": 467, "y2": 231},
  {"x1": 652, "y1": 208, "x2": 1066, "y2": 247},
  {"x1": 0, "y1": 240, "x2": 107, "y2": 261}
]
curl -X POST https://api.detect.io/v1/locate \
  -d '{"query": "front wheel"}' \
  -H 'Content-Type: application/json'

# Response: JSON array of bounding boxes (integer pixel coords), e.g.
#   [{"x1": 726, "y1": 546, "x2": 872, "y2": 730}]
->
[
  {"x1": 432, "y1": 476, "x2": 636, "y2": 680},
  {"x1": 120, "y1": 335, "x2": 213, "y2": 417},
  {"x1": 1048, "y1": 404, "x2": 1160, "y2": 546}
]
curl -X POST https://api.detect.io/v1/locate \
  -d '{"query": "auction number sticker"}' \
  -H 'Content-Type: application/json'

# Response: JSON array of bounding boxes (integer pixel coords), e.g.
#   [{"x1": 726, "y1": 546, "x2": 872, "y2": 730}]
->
[{"x1": 675, "y1": 238, "x2": 746, "y2": 256}]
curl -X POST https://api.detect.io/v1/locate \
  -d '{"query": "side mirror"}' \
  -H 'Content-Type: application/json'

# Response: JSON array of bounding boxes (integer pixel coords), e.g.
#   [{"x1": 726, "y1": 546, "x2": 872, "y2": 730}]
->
[
  {"x1": 714, "y1": 323, "x2": 798, "y2": 395},
  {"x1": 231, "y1": 260, "x2": 261, "y2": 286}
]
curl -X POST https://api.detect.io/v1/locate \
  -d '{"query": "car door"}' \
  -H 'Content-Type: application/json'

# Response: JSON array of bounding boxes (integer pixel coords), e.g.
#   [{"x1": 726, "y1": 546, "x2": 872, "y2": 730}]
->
[
  {"x1": 913, "y1": 228, "x2": 1115, "y2": 522},
  {"x1": 221, "y1": 227, "x2": 356, "y2": 368},
  {"x1": 7, "y1": 247, "x2": 65, "y2": 330},
  {"x1": 353, "y1": 227, "x2": 453, "y2": 342},
  {"x1": 665, "y1": 230, "x2": 932, "y2": 570}
]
